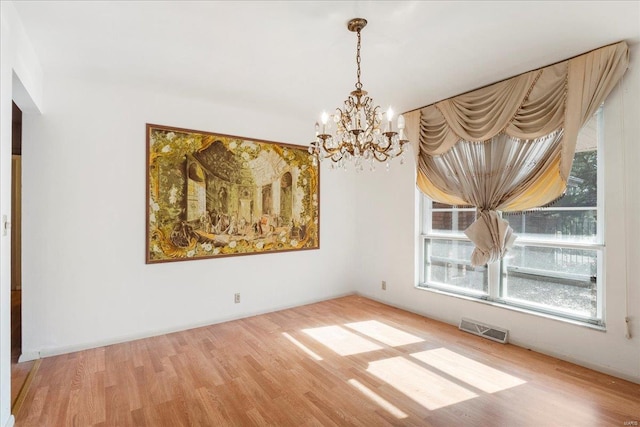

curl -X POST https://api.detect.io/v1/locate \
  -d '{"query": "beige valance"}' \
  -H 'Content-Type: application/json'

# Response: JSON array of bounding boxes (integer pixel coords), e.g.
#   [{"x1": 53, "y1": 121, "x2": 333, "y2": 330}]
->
[
  {"x1": 407, "y1": 41, "x2": 629, "y2": 265},
  {"x1": 407, "y1": 41, "x2": 629, "y2": 210}
]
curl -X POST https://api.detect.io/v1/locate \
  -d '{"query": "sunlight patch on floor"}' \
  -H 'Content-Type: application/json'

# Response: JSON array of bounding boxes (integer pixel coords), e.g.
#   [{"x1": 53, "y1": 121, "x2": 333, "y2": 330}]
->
[
  {"x1": 348, "y1": 379, "x2": 408, "y2": 419},
  {"x1": 344, "y1": 320, "x2": 424, "y2": 347},
  {"x1": 281, "y1": 332, "x2": 322, "y2": 361},
  {"x1": 302, "y1": 325, "x2": 383, "y2": 356},
  {"x1": 367, "y1": 357, "x2": 477, "y2": 410},
  {"x1": 411, "y1": 348, "x2": 526, "y2": 393}
]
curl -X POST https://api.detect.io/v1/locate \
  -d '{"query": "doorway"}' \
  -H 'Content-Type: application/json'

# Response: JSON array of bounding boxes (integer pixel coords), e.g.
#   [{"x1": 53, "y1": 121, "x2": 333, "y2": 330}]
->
[{"x1": 10, "y1": 101, "x2": 34, "y2": 411}]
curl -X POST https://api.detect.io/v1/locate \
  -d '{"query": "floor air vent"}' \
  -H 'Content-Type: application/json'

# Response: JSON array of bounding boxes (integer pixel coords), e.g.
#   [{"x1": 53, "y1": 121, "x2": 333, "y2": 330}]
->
[{"x1": 459, "y1": 318, "x2": 508, "y2": 343}]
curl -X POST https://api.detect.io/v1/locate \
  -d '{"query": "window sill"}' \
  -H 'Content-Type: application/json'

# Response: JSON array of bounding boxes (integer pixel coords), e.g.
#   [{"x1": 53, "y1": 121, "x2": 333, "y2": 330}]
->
[{"x1": 414, "y1": 284, "x2": 607, "y2": 332}]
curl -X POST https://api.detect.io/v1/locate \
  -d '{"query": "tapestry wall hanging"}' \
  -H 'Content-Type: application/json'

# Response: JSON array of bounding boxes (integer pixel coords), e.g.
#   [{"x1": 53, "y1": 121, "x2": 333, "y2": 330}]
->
[{"x1": 146, "y1": 124, "x2": 320, "y2": 263}]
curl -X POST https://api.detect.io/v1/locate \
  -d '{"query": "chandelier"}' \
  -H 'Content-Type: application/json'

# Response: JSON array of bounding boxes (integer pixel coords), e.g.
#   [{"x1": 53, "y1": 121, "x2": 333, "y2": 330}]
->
[{"x1": 309, "y1": 18, "x2": 409, "y2": 171}]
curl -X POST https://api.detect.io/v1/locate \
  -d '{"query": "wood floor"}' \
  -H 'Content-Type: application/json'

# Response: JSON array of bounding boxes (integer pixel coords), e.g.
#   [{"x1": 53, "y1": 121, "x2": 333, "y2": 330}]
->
[
  {"x1": 14, "y1": 295, "x2": 640, "y2": 426},
  {"x1": 11, "y1": 290, "x2": 35, "y2": 409}
]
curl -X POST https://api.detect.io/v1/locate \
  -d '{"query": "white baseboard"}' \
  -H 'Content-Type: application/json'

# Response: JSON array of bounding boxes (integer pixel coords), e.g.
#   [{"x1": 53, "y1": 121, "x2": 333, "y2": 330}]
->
[
  {"x1": 356, "y1": 291, "x2": 640, "y2": 385},
  {"x1": 27, "y1": 291, "x2": 356, "y2": 360},
  {"x1": 18, "y1": 351, "x2": 40, "y2": 363},
  {"x1": 506, "y1": 338, "x2": 640, "y2": 386},
  {"x1": 4, "y1": 415, "x2": 15, "y2": 427}
]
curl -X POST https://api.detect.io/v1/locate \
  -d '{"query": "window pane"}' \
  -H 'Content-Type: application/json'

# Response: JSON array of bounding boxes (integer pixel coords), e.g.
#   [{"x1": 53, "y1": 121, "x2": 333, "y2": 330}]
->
[
  {"x1": 502, "y1": 245, "x2": 598, "y2": 319},
  {"x1": 424, "y1": 239, "x2": 488, "y2": 294},
  {"x1": 558, "y1": 150, "x2": 598, "y2": 207},
  {"x1": 505, "y1": 149, "x2": 597, "y2": 242},
  {"x1": 506, "y1": 209, "x2": 597, "y2": 243},
  {"x1": 430, "y1": 201, "x2": 476, "y2": 234}
]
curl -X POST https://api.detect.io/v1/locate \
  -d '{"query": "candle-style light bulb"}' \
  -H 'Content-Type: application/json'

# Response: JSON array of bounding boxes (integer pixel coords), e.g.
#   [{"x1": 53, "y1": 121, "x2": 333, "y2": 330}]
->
[
  {"x1": 397, "y1": 114, "x2": 405, "y2": 140},
  {"x1": 387, "y1": 107, "x2": 394, "y2": 131},
  {"x1": 315, "y1": 122, "x2": 319, "y2": 137},
  {"x1": 397, "y1": 114, "x2": 405, "y2": 130},
  {"x1": 321, "y1": 111, "x2": 329, "y2": 134}
]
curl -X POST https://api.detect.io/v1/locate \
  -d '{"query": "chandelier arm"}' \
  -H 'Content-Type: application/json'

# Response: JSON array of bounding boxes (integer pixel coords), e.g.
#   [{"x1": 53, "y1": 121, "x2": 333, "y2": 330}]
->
[
  {"x1": 322, "y1": 147, "x2": 342, "y2": 156},
  {"x1": 360, "y1": 141, "x2": 375, "y2": 153},
  {"x1": 344, "y1": 141, "x2": 356, "y2": 154},
  {"x1": 373, "y1": 151, "x2": 387, "y2": 162},
  {"x1": 376, "y1": 135, "x2": 393, "y2": 151},
  {"x1": 374, "y1": 146, "x2": 391, "y2": 155},
  {"x1": 320, "y1": 139, "x2": 341, "y2": 156}
]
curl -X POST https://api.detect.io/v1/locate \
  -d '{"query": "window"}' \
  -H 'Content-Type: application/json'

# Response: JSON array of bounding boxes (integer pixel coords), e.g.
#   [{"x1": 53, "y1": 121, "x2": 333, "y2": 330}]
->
[{"x1": 419, "y1": 108, "x2": 604, "y2": 326}]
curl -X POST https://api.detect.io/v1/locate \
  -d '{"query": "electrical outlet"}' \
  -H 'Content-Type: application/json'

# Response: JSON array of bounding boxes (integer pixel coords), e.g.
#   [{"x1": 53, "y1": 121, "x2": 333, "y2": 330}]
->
[
  {"x1": 234, "y1": 293, "x2": 241, "y2": 304},
  {"x1": 381, "y1": 280, "x2": 387, "y2": 290}
]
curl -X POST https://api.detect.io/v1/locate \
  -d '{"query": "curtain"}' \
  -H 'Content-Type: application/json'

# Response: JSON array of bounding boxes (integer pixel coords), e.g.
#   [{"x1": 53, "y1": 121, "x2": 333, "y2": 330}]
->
[{"x1": 406, "y1": 41, "x2": 629, "y2": 265}]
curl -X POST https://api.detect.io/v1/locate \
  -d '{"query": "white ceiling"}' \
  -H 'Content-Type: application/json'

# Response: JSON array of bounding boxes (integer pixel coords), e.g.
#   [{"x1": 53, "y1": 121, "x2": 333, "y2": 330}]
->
[{"x1": 12, "y1": 1, "x2": 640, "y2": 123}]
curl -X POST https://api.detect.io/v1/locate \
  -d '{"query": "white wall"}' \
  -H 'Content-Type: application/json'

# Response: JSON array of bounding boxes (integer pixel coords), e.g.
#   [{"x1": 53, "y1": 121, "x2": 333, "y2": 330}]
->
[
  {"x1": 19, "y1": 69, "x2": 358, "y2": 360},
  {"x1": 5, "y1": 12, "x2": 639, "y2": 427},
  {"x1": 0, "y1": 2, "x2": 43, "y2": 426},
  {"x1": 355, "y1": 43, "x2": 640, "y2": 383}
]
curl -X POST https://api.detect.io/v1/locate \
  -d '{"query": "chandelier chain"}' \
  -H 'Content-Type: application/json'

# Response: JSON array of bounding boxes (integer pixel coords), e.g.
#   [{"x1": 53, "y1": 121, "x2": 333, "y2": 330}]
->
[{"x1": 355, "y1": 29, "x2": 362, "y2": 90}]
